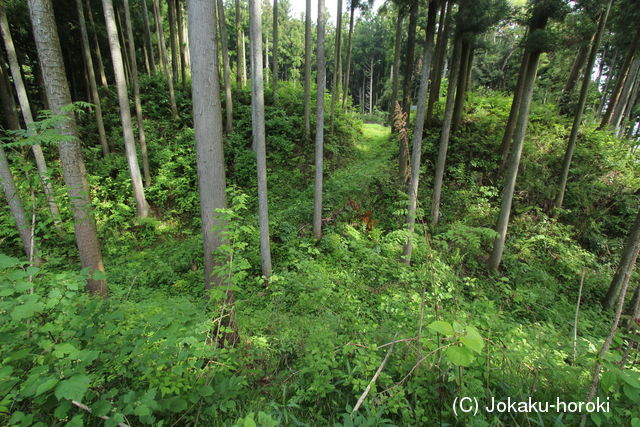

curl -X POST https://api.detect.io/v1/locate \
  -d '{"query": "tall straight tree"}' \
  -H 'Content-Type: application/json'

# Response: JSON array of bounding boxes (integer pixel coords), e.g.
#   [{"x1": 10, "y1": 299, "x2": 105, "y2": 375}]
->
[
  {"x1": 272, "y1": 0, "x2": 278, "y2": 94},
  {"x1": 85, "y1": 0, "x2": 109, "y2": 88},
  {"x1": 388, "y1": 4, "x2": 403, "y2": 122},
  {"x1": 430, "y1": 33, "x2": 462, "y2": 226},
  {"x1": 329, "y1": 0, "x2": 343, "y2": 132},
  {"x1": 76, "y1": 0, "x2": 109, "y2": 157},
  {"x1": 235, "y1": 0, "x2": 244, "y2": 87},
  {"x1": 0, "y1": 146, "x2": 33, "y2": 259},
  {"x1": 217, "y1": 0, "x2": 233, "y2": 132},
  {"x1": 153, "y1": 0, "x2": 179, "y2": 118},
  {"x1": 168, "y1": 0, "x2": 179, "y2": 83},
  {"x1": 186, "y1": 0, "x2": 229, "y2": 291},
  {"x1": 141, "y1": 0, "x2": 156, "y2": 74},
  {"x1": 313, "y1": 0, "x2": 326, "y2": 240},
  {"x1": 249, "y1": 0, "x2": 272, "y2": 277},
  {"x1": 101, "y1": 0, "x2": 149, "y2": 217},
  {"x1": 303, "y1": 0, "x2": 312, "y2": 140},
  {"x1": 0, "y1": 8, "x2": 62, "y2": 230},
  {"x1": 123, "y1": 0, "x2": 152, "y2": 187},
  {"x1": 341, "y1": 0, "x2": 359, "y2": 109},
  {"x1": 27, "y1": 0, "x2": 106, "y2": 295},
  {"x1": 176, "y1": 0, "x2": 187, "y2": 90},
  {"x1": 426, "y1": 0, "x2": 452, "y2": 126},
  {"x1": 554, "y1": 0, "x2": 613, "y2": 212},
  {"x1": 402, "y1": 0, "x2": 436, "y2": 264},
  {"x1": 0, "y1": 54, "x2": 19, "y2": 130},
  {"x1": 602, "y1": 210, "x2": 640, "y2": 309},
  {"x1": 401, "y1": 0, "x2": 418, "y2": 118}
]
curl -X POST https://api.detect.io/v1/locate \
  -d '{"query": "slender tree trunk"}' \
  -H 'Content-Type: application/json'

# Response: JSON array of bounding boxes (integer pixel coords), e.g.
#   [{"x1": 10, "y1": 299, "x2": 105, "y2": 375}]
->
[
  {"x1": 303, "y1": 0, "x2": 312, "y2": 140},
  {"x1": 141, "y1": 0, "x2": 156, "y2": 74},
  {"x1": 612, "y1": 60, "x2": 640, "y2": 131},
  {"x1": 341, "y1": 3, "x2": 355, "y2": 109},
  {"x1": 168, "y1": 0, "x2": 179, "y2": 84},
  {"x1": 235, "y1": 0, "x2": 242, "y2": 88},
  {"x1": 85, "y1": 0, "x2": 109, "y2": 88},
  {"x1": 597, "y1": 50, "x2": 618, "y2": 115},
  {"x1": 0, "y1": 8, "x2": 62, "y2": 230},
  {"x1": 426, "y1": 0, "x2": 452, "y2": 126},
  {"x1": 602, "y1": 210, "x2": 640, "y2": 309},
  {"x1": 76, "y1": 0, "x2": 109, "y2": 157},
  {"x1": 401, "y1": 0, "x2": 418, "y2": 119},
  {"x1": 152, "y1": 0, "x2": 178, "y2": 119},
  {"x1": 431, "y1": 33, "x2": 463, "y2": 227},
  {"x1": 402, "y1": 0, "x2": 436, "y2": 263},
  {"x1": 249, "y1": 0, "x2": 272, "y2": 277},
  {"x1": 176, "y1": 0, "x2": 187, "y2": 90},
  {"x1": 600, "y1": 26, "x2": 640, "y2": 129},
  {"x1": 487, "y1": 51, "x2": 541, "y2": 270},
  {"x1": 594, "y1": 44, "x2": 607, "y2": 93},
  {"x1": 265, "y1": 32, "x2": 269, "y2": 85},
  {"x1": 329, "y1": 0, "x2": 342, "y2": 132},
  {"x1": 388, "y1": 9, "x2": 403, "y2": 121},
  {"x1": 313, "y1": 0, "x2": 326, "y2": 240},
  {"x1": 0, "y1": 53, "x2": 20, "y2": 130},
  {"x1": 559, "y1": 41, "x2": 589, "y2": 112},
  {"x1": 369, "y1": 57, "x2": 373, "y2": 114},
  {"x1": 499, "y1": 51, "x2": 530, "y2": 174},
  {"x1": 28, "y1": 0, "x2": 106, "y2": 295},
  {"x1": 152, "y1": 0, "x2": 165, "y2": 72},
  {"x1": 102, "y1": 0, "x2": 149, "y2": 217},
  {"x1": 217, "y1": 0, "x2": 233, "y2": 132},
  {"x1": 241, "y1": 31, "x2": 247, "y2": 85},
  {"x1": 123, "y1": 0, "x2": 151, "y2": 187},
  {"x1": 452, "y1": 39, "x2": 472, "y2": 132},
  {"x1": 554, "y1": 0, "x2": 613, "y2": 212},
  {"x1": 114, "y1": 4, "x2": 132, "y2": 86},
  {"x1": 272, "y1": 0, "x2": 279, "y2": 96},
  {"x1": 0, "y1": 146, "x2": 33, "y2": 259}
]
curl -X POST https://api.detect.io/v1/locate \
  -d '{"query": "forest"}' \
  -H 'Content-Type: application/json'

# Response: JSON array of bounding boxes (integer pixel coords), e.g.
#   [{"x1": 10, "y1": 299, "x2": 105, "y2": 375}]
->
[{"x1": 0, "y1": 0, "x2": 639, "y2": 424}]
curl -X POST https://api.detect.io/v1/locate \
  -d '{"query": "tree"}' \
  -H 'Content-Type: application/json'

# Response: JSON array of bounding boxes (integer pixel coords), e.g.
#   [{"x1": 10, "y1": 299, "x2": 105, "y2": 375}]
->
[
  {"x1": 123, "y1": 0, "x2": 152, "y2": 187},
  {"x1": 0, "y1": 146, "x2": 33, "y2": 260},
  {"x1": 554, "y1": 0, "x2": 613, "y2": 212},
  {"x1": 249, "y1": 0, "x2": 273, "y2": 277},
  {"x1": 272, "y1": 0, "x2": 279, "y2": 94},
  {"x1": 141, "y1": 0, "x2": 156, "y2": 74},
  {"x1": 303, "y1": 0, "x2": 312, "y2": 140},
  {"x1": 0, "y1": 7, "x2": 62, "y2": 231},
  {"x1": 85, "y1": 0, "x2": 109, "y2": 88},
  {"x1": 101, "y1": 0, "x2": 149, "y2": 217},
  {"x1": 152, "y1": 0, "x2": 179, "y2": 119},
  {"x1": 602, "y1": 210, "x2": 640, "y2": 309},
  {"x1": 168, "y1": 0, "x2": 179, "y2": 84},
  {"x1": 402, "y1": 0, "x2": 436, "y2": 264},
  {"x1": 401, "y1": 0, "x2": 418, "y2": 120},
  {"x1": 329, "y1": 0, "x2": 343, "y2": 132},
  {"x1": 426, "y1": 0, "x2": 452, "y2": 126},
  {"x1": 27, "y1": 0, "x2": 106, "y2": 295},
  {"x1": 217, "y1": 0, "x2": 233, "y2": 133},
  {"x1": 313, "y1": 0, "x2": 326, "y2": 240},
  {"x1": 236, "y1": 0, "x2": 245, "y2": 88},
  {"x1": 176, "y1": 0, "x2": 187, "y2": 90}
]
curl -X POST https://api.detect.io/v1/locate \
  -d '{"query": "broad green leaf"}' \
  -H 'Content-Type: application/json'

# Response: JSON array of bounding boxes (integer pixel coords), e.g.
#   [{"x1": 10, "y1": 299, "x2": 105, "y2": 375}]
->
[
  {"x1": 199, "y1": 385, "x2": 214, "y2": 397},
  {"x1": 11, "y1": 297, "x2": 43, "y2": 321},
  {"x1": 453, "y1": 321, "x2": 465, "y2": 333},
  {"x1": 36, "y1": 377, "x2": 59, "y2": 396},
  {"x1": 64, "y1": 415, "x2": 83, "y2": 427},
  {"x1": 55, "y1": 374, "x2": 91, "y2": 401},
  {"x1": 0, "y1": 254, "x2": 21, "y2": 269},
  {"x1": 134, "y1": 404, "x2": 152, "y2": 417},
  {"x1": 164, "y1": 396, "x2": 187, "y2": 413},
  {"x1": 428, "y1": 321, "x2": 454, "y2": 336},
  {"x1": 55, "y1": 401, "x2": 72, "y2": 419},
  {"x1": 461, "y1": 326, "x2": 484, "y2": 354},
  {"x1": 446, "y1": 346, "x2": 474, "y2": 367}
]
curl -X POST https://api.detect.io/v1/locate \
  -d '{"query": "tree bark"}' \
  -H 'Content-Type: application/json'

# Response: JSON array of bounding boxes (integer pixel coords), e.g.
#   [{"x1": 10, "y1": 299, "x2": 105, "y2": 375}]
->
[
  {"x1": 602, "y1": 210, "x2": 640, "y2": 309},
  {"x1": 0, "y1": 52, "x2": 20, "y2": 130},
  {"x1": 249, "y1": 0, "x2": 272, "y2": 277},
  {"x1": 217, "y1": 0, "x2": 233, "y2": 133},
  {"x1": 487, "y1": 51, "x2": 541, "y2": 270},
  {"x1": 76, "y1": 0, "x2": 110, "y2": 158},
  {"x1": 85, "y1": 0, "x2": 109, "y2": 88},
  {"x1": 341, "y1": 2, "x2": 355, "y2": 109},
  {"x1": 141, "y1": 0, "x2": 156, "y2": 74},
  {"x1": 101, "y1": 0, "x2": 149, "y2": 217},
  {"x1": 168, "y1": 0, "x2": 179, "y2": 84},
  {"x1": 114, "y1": 4, "x2": 132, "y2": 86},
  {"x1": 329, "y1": 0, "x2": 342, "y2": 133},
  {"x1": 176, "y1": 0, "x2": 187, "y2": 90},
  {"x1": 402, "y1": 0, "x2": 436, "y2": 264},
  {"x1": 426, "y1": 0, "x2": 452, "y2": 126},
  {"x1": 235, "y1": 0, "x2": 243, "y2": 88},
  {"x1": 431, "y1": 33, "x2": 463, "y2": 227},
  {"x1": 554, "y1": 0, "x2": 613, "y2": 212},
  {"x1": 559, "y1": 41, "x2": 589, "y2": 112},
  {"x1": 388, "y1": 8, "x2": 403, "y2": 121},
  {"x1": 401, "y1": 0, "x2": 418, "y2": 119},
  {"x1": 303, "y1": 0, "x2": 312, "y2": 140},
  {"x1": 123, "y1": 0, "x2": 151, "y2": 187},
  {"x1": 152, "y1": 0, "x2": 179, "y2": 119},
  {"x1": 0, "y1": 8, "x2": 62, "y2": 231},
  {"x1": 452, "y1": 39, "x2": 472, "y2": 132},
  {"x1": 313, "y1": 0, "x2": 326, "y2": 240},
  {"x1": 0, "y1": 146, "x2": 33, "y2": 259},
  {"x1": 28, "y1": 0, "x2": 106, "y2": 295},
  {"x1": 272, "y1": 0, "x2": 278, "y2": 95},
  {"x1": 612, "y1": 59, "x2": 640, "y2": 131}
]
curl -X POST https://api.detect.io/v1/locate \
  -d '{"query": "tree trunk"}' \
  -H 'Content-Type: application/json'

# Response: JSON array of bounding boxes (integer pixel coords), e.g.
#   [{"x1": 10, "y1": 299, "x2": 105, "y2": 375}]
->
[
  {"x1": 217, "y1": 0, "x2": 233, "y2": 132},
  {"x1": 241, "y1": 31, "x2": 247, "y2": 85},
  {"x1": 265, "y1": 32, "x2": 269, "y2": 85},
  {"x1": 141, "y1": 0, "x2": 156, "y2": 74},
  {"x1": 612, "y1": 59, "x2": 640, "y2": 131},
  {"x1": 313, "y1": 0, "x2": 326, "y2": 240},
  {"x1": 452, "y1": 39, "x2": 472, "y2": 132},
  {"x1": 303, "y1": 0, "x2": 312, "y2": 140},
  {"x1": 554, "y1": 0, "x2": 613, "y2": 212},
  {"x1": 76, "y1": 0, "x2": 110, "y2": 158},
  {"x1": 431, "y1": 33, "x2": 463, "y2": 227},
  {"x1": 329, "y1": 0, "x2": 342, "y2": 133},
  {"x1": 602, "y1": 210, "x2": 640, "y2": 309},
  {"x1": 101, "y1": 0, "x2": 149, "y2": 217},
  {"x1": 235, "y1": 0, "x2": 243, "y2": 88},
  {"x1": 388, "y1": 9, "x2": 403, "y2": 121},
  {"x1": 499, "y1": 50, "x2": 530, "y2": 174},
  {"x1": 369, "y1": 57, "x2": 373, "y2": 114},
  {"x1": 402, "y1": 0, "x2": 436, "y2": 263},
  {"x1": 0, "y1": 8, "x2": 62, "y2": 231},
  {"x1": 114, "y1": 4, "x2": 132, "y2": 86},
  {"x1": 597, "y1": 50, "x2": 618, "y2": 115},
  {"x1": 176, "y1": 0, "x2": 187, "y2": 90},
  {"x1": 272, "y1": 0, "x2": 279, "y2": 95},
  {"x1": 600, "y1": 26, "x2": 640, "y2": 129},
  {"x1": 341, "y1": 2, "x2": 355, "y2": 109},
  {"x1": 487, "y1": 51, "x2": 541, "y2": 270},
  {"x1": 559, "y1": 41, "x2": 589, "y2": 113},
  {"x1": 0, "y1": 52, "x2": 20, "y2": 130},
  {"x1": 0, "y1": 146, "x2": 33, "y2": 259},
  {"x1": 401, "y1": 0, "x2": 418, "y2": 119},
  {"x1": 85, "y1": 0, "x2": 109, "y2": 87},
  {"x1": 28, "y1": 0, "x2": 107, "y2": 295},
  {"x1": 123, "y1": 0, "x2": 151, "y2": 187},
  {"x1": 249, "y1": 0, "x2": 273, "y2": 277},
  {"x1": 426, "y1": 0, "x2": 452, "y2": 126},
  {"x1": 168, "y1": 0, "x2": 179, "y2": 84},
  {"x1": 152, "y1": 0, "x2": 178, "y2": 119}
]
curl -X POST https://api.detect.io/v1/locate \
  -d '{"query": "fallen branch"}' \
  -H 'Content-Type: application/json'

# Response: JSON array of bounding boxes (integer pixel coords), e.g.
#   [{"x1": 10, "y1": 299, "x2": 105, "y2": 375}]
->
[
  {"x1": 352, "y1": 334, "x2": 398, "y2": 413},
  {"x1": 71, "y1": 400, "x2": 129, "y2": 427}
]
